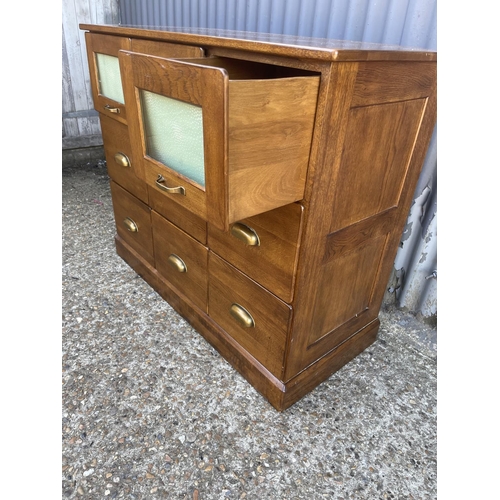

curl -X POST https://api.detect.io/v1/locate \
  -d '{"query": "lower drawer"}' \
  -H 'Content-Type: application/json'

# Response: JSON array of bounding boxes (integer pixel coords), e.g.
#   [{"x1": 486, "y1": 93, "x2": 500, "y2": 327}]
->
[
  {"x1": 208, "y1": 253, "x2": 291, "y2": 378},
  {"x1": 152, "y1": 211, "x2": 208, "y2": 312},
  {"x1": 110, "y1": 181, "x2": 154, "y2": 265}
]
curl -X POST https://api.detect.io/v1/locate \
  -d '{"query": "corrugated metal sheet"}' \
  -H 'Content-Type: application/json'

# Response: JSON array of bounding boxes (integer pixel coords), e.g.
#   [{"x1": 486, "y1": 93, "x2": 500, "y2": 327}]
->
[
  {"x1": 119, "y1": 0, "x2": 438, "y2": 319},
  {"x1": 119, "y1": 0, "x2": 436, "y2": 50}
]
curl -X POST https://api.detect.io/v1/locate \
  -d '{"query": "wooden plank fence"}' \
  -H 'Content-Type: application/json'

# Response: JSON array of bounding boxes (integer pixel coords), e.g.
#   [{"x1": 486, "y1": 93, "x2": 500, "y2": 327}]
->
[{"x1": 62, "y1": 0, "x2": 119, "y2": 155}]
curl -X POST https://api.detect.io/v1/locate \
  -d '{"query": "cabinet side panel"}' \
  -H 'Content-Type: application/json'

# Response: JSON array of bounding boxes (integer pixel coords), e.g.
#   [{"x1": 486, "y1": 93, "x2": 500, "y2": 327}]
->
[
  {"x1": 285, "y1": 61, "x2": 436, "y2": 379},
  {"x1": 301, "y1": 98, "x2": 430, "y2": 362},
  {"x1": 352, "y1": 61, "x2": 436, "y2": 107}
]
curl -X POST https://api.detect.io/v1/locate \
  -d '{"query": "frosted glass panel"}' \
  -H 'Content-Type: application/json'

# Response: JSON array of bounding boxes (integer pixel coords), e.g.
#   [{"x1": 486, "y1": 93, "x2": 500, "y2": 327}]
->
[
  {"x1": 141, "y1": 90, "x2": 205, "y2": 187},
  {"x1": 96, "y1": 53, "x2": 124, "y2": 104}
]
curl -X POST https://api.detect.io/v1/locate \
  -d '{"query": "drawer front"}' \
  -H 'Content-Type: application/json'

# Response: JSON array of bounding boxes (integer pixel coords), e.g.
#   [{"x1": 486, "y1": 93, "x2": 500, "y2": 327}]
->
[
  {"x1": 110, "y1": 181, "x2": 154, "y2": 265},
  {"x1": 152, "y1": 211, "x2": 208, "y2": 312},
  {"x1": 119, "y1": 51, "x2": 319, "y2": 231},
  {"x1": 100, "y1": 114, "x2": 148, "y2": 203},
  {"x1": 208, "y1": 203, "x2": 303, "y2": 303},
  {"x1": 148, "y1": 186, "x2": 207, "y2": 245},
  {"x1": 85, "y1": 33, "x2": 131, "y2": 124},
  {"x1": 208, "y1": 253, "x2": 291, "y2": 378}
]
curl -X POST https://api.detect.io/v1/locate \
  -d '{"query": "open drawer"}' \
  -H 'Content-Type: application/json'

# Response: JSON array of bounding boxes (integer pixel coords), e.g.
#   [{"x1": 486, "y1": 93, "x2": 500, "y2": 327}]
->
[{"x1": 119, "y1": 52, "x2": 320, "y2": 230}]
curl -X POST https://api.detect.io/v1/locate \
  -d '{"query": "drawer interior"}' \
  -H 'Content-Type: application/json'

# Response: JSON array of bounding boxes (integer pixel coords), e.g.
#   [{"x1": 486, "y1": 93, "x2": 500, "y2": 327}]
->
[{"x1": 172, "y1": 56, "x2": 318, "y2": 80}]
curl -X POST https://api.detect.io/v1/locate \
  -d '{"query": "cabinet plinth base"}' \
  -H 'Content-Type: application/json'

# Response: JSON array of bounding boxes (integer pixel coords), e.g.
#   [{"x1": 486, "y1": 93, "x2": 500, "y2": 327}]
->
[{"x1": 115, "y1": 235, "x2": 378, "y2": 411}]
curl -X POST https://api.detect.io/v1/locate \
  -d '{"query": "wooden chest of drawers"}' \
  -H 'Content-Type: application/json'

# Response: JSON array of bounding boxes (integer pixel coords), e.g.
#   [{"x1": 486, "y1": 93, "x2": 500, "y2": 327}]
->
[{"x1": 80, "y1": 23, "x2": 437, "y2": 411}]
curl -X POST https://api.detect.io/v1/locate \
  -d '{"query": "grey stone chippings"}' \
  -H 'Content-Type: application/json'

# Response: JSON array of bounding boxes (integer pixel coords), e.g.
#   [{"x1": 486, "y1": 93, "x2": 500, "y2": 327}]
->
[{"x1": 62, "y1": 163, "x2": 437, "y2": 499}]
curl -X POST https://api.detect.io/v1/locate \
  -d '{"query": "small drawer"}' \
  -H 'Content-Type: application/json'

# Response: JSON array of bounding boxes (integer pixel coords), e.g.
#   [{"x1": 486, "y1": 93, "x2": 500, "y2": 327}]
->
[
  {"x1": 110, "y1": 181, "x2": 154, "y2": 265},
  {"x1": 120, "y1": 52, "x2": 320, "y2": 230},
  {"x1": 100, "y1": 114, "x2": 148, "y2": 203},
  {"x1": 208, "y1": 253, "x2": 291, "y2": 378},
  {"x1": 85, "y1": 33, "x2": 131, "y2": 124},
  {"x1": 152, "y1": 211, "x2": 208, "y2": 312},
  {"x1": 148, "y1": 186, "x2": 207, "y2": 244},
  {"x1": 208, "y1": 203, "x2": 304, "y2": 303}
]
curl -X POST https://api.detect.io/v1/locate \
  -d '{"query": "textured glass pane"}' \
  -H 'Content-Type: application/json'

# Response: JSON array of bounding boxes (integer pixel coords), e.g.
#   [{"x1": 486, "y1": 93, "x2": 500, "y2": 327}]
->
[
  {"x1": 141, "y1": 90, "x2": 205, "y2": 187},
  {"x1": 96, "y1": 53, "x2": 124, "y2": 104}
]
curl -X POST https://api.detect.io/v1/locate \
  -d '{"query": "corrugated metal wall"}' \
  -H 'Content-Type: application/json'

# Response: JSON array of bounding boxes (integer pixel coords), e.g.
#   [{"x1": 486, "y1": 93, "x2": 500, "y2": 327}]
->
[
  {"x1": 119, "y1": 0, "x2": 436, "y2": 50},
  {"x1": 119, "y1": 0, "x2": 438, "y2": 320}
]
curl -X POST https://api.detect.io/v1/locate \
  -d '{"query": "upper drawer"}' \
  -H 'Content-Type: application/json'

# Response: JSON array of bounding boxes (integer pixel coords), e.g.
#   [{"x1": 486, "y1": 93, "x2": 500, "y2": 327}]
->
[
  {"x1": 85, "y1": 33, "x2": 131, "y2": 124},
  {"x1": 208, "y1": 203, "x2": 304, "y2": 303},
  {"x1": 84, "y1": 33, "x2": 204, "y2": 124},
  {"x1": 100, "y1": 114, "x2": 148, "y2": 203},
  {"x1": 119, "y1": 52, "x2": 320, "y2": 231}
]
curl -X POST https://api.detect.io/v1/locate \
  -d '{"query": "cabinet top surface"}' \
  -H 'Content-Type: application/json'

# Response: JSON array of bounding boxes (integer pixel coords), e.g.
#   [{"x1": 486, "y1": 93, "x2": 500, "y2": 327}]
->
[{"x1": 80, "y1": 23, "x2": 437, "y2": 62}]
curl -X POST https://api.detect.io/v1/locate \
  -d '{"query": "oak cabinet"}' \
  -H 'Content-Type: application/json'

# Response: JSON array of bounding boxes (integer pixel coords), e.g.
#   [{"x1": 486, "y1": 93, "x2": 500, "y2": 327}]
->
[{"x1": 81, "y1": 24, "x2": 437, "y2": 411}]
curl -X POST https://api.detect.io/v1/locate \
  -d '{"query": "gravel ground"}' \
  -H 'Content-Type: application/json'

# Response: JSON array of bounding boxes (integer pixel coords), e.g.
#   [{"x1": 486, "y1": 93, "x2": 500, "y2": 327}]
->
[{"x1": 62, "y1": 162, "x2": 437, "y2": 499}]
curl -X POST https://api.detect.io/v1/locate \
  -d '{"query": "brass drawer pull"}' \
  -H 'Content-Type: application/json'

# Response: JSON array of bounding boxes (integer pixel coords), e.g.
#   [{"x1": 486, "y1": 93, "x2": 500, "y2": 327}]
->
[
  {"x1": 114, "y1": 152, "x2": 130, "y2": 168},
  {"x1": 229, "y1": 303, "x2": 255, "y2": 328},
  {"x1": 230, "y1": 223, "x2": 260, "y2": 246},
  {"x1": 104, "y1": 104, "x2": 120, "y2": 114},
  {"x1": 156, "y1": 174, "x2": 186, "y2": 195},
  {"x1": 123, "y1": 217, "x2": 138, "y2": 233},
  {"x1": 168, "y1": 254, "x2": 187, "y2": 273}
]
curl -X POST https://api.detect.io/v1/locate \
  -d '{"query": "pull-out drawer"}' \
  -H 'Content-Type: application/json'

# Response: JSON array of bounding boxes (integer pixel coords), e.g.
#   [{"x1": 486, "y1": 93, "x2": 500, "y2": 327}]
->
[
  {"x1": 208, "y1": 203, "x2": 304, "y2": 303},
  {"x1": 208, "y1": 253, "x2": 291, "y2": 378},
  {"x1": 110, "y1": 181, "x2": 154, "y2": 266},
  {"x1": 119, "y1": 52, "x2": 320, "y2": 230},
  {"x1": 148, "y1": 186, "x2": 207, "y2": 245},
  {"x1": 152, "y1": 211, "x2": 208, "y2": 313},
  {"x1": 85, "y1": 33, "x2": 204, "y2": 124},
  {"x1": 85, "y1": 33, "x2": 131, "y2": 123},
  {"x1": 100, "y1": 114, "x2": 148, "y2": 203}
]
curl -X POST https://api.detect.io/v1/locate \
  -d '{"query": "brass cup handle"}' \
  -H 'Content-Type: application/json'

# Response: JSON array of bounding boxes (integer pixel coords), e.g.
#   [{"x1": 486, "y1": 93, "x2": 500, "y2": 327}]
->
[
  {"x1": 229, "y1": 303, "x2": 255, "y2": 328},
  {"x1": 230, "y1": 223, "x2": 260, "y2": 246},
  {"x1": 123, "y1": 217, "x2": 138, "y2": 233},
  {"x1": 156, "y1": 174, "x2": 185, "y2": 195},
  {"x1": 168, "y1": 254, "x2": 187, "y2": 273},
  {"x1": 114, "y1": 152, "x2": 131, "y2": 168},
  {"x1": 104, "y1": 104, "x2": 120, "y2": 114}
]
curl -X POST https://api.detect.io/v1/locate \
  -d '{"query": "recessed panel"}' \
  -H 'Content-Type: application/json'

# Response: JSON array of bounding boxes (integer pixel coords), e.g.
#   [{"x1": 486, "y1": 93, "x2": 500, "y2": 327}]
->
[
  {"x1": 329, "y1": 99, "x2": 426, "y2": 232},
  {"x1": 309, "y1": 233, "x2": 388, "y2": 345},
  {"x1": 140, "y1": 90, "x2": 205, "y2": 187}
]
